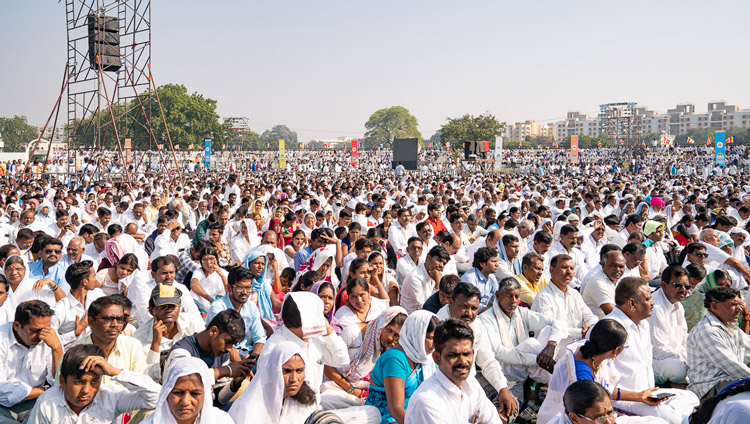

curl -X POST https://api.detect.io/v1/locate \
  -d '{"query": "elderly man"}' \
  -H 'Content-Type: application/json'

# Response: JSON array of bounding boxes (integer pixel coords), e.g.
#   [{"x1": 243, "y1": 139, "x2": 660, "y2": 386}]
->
[
  {"x1": 532, "y1": 254, "x2": 598, "y2": 355},
  {"x1": 687, "y1": 286, "x2": 750, "y2": 399},
  {"x1": 648, "y1": 265, "x2": 690, "y2": 387},
  {"x1": 436, "y1": 283, "x2": 517, "y2": 419},
  {"x1": 605, "y1": 277, "x2": 698, "y2": 423},
  {"x1": 58, "y1": 237, "x2": 94, "y2": 268},
  {"x1": 478, "y1": 277, "x2": 564, "y2": 401},
  {"x1": 582, "y1": 250, "x2": 626, "y2": 319},
  {"x1": 516, "y1": 252, "x2": 549, "y2": 306}
]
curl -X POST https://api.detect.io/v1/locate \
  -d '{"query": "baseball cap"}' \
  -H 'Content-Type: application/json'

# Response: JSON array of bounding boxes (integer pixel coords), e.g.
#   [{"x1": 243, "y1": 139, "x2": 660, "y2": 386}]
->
[{"x1": 150, "y1": 284, "x2": 182, "y2": 307}]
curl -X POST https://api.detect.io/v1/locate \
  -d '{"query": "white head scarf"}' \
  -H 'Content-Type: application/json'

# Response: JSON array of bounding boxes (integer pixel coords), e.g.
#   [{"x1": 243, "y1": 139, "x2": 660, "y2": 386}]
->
[
  {"x1": 229, "y1": 341, "x2": 314, "y2": 424},
  {"x1": 145, "y1": 357, "x2": 226, "y2": 424},
  {"x1": 399, "y1": 310, "x2": 437, "y2": 380},
  {"x1": 282, "y1": 292, "x2": 328, "y2": 339}
]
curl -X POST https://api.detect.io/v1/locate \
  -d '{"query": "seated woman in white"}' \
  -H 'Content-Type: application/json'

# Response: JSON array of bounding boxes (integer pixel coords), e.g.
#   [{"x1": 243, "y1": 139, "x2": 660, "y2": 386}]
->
[
  {"x1": 229, "y1": 340, "x2": 318, "y2": 424},
  {"x1": 142, "y1": 356, "x2": 232, "y2": 424}
]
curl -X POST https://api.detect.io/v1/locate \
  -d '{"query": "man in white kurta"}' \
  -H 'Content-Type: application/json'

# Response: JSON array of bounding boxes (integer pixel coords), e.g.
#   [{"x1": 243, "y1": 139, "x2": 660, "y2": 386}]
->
[
  {"x1": 605, "y1": 277, "x2": 698, "y2": 424},
  {"x1": 532, "y1": 254, "x2": 598, "y2": 358},
  {"x1": 647, "y1": 265, "x2": 690, "y2": 385}
]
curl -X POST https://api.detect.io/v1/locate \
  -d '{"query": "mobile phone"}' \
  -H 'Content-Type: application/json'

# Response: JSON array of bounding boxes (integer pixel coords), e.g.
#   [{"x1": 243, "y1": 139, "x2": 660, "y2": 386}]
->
[
  {"x1": 648, "y1": 393, "x2": 674, "y2": 401},
  {"x1": 247, "y1": 353, "x2": 258, "y2": 362}
]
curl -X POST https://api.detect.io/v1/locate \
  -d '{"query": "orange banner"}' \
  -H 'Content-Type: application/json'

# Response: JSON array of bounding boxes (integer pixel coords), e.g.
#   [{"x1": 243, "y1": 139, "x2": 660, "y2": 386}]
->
[{"x1": 570, "y1": 135, "x2": 579, "y2": 164}]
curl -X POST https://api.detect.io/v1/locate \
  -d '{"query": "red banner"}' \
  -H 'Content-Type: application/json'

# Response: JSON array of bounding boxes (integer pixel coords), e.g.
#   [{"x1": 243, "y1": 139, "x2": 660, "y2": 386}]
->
[{"x1": 351, "y1": 139, "x2": 358, "y2": 167}]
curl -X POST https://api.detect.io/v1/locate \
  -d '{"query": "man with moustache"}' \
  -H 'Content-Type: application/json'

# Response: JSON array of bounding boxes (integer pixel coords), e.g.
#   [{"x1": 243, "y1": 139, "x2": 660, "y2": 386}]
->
[
  {"x1": 605, "y1": 277, "x2": 699, "y2": 423},
  {"x1": 436, "y1": 283, "x2": 516, "y2": 420},
  {"x1": 405, "y1": 319, "x2": 503, "y2": 424},
  {"x1": 647, "y1": 265, "x2": 691, "y2": 387},
  {"x1": 688, "y1": 285, "x2": 750, "y2": 398},
  {"x1": 582, "y1": 250, "x2": 627, "y2": 319},
  {"x1": 532, "y1": 254, "x2": 598, "y2": 352}
]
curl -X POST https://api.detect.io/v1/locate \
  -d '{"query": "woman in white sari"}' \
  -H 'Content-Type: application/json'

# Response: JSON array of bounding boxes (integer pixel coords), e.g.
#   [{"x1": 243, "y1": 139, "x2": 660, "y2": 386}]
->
[
  {"x1": 230, "y1": 219, "x2": 260, "y2": 264},
  {"x1": 229, "y1": 341, "x2": 318, "y2": 424},
  {"x1": 538, "y1": 320, "x2": 666, "y2": 424},
  {"x1": 142, "y1": 357, "x2": 231, "y2": 424}
]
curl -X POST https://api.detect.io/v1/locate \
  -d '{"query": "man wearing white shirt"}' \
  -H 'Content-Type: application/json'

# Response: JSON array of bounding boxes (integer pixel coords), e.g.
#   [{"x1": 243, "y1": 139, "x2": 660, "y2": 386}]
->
[
  {"x1": 466, "y1": 229, "x2": 502, "y2": 266},
  {"x1": 405, "y1": 319, "x2": 503, "y2": 424},
  {"x1": 119, "y1": 202, "x2": 148, "y2": 232},
  {"x1": 532, "y1": 254, "x2": 598, "y2": 355},
  {"x1": 128, "y1": 257, "x2": 202, "y2": 327},
  {"x1": 395, "y1": 237, "x2": 422, "y2": 285},
  {"x1": 401, "y1": 246, "x2": 449, "y2": 314},
  {"x1": 25, "y1": 344, "x2": 160, "y2": 424},
  {"x1": 51, "y1": 261, "x2": 104, "y2": 349},
  {"x1": 387, "y1": 209, "x2": 417, "y2": 257},
  {"x1": 648, "y1": 265, "x2": 690, "y2": 386},
  {"x1": 0, "y1": 301, "x2": 64, "y2": 422},
  {"x1": 604, "y1": 277, "x2": 698, "y2": 423},
  {"x1": 150, "y1": 221, "x2": 184, "y2": 261},
  {"x1": 546, "y1": 224, "x2": 587, "y2": 289},
  {"x1": 581, "y1": 250, "x2": 626, "y2": 319},
  {"x1": 612, "y1": 214, "x2": 644, "y2": 248},
  {"x1": 436, "y1": 283, "x2": 517, "y2": 419}
]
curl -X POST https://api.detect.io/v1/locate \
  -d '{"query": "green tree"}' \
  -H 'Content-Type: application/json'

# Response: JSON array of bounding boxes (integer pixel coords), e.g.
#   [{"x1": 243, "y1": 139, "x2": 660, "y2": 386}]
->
[
  {"x1": 71, "y1": 84, "x2": 224, "y2": 150},
  {"x1": 364, "y1": 106, "x2": 422, "y2": 148},
  {"x1": 0, "y1": 115, "x2": 41, "y2": 152},
  {"x1": 261, "y1": 125, "x2": 298, "y2": 150},
  {"x1": 439, "y1": 113, "x2": 504, "y2": 150}
]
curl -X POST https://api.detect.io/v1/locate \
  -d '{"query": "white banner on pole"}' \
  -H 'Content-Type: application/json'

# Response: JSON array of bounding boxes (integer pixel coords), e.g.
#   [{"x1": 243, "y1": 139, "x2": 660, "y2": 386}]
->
[{"x1": 494, "y1": 135, "x2": 503, "y2": 171}]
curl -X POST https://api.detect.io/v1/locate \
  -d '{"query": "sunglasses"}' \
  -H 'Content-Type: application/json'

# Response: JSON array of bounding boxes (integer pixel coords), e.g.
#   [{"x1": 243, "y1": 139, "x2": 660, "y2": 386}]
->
[
  {"x1": 93, "y1": 315, "x2": 127, "y2": 324},
  {"x1": 44, "y1": 249, "x2": 62, "y2": 255},
  {"x1": 692, "y1": 253, "x2": 709, "y2": 258},
  {"x1": 671, "y1": 282, "x2": 691, "y2": 290}
]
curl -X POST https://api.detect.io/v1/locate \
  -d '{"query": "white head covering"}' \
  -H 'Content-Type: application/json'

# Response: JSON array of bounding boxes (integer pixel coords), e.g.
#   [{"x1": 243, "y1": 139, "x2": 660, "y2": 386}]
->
[
  {"x1": 283, "y1": 292, "x2": 328, "y2": 339},
  {"x1": 399, "y1": 310, "x2": 437, "y2": 380},
  {"x1": 145, "y1": 357, "x2": 225, "y2": 424},
  {"x1": 229, "y1": 341, "x2": 313, "y2": 424}
]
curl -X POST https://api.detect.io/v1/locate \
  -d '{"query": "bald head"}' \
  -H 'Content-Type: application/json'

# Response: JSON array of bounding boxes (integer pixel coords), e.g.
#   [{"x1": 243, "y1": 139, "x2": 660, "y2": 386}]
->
[
  {"x1": 486, "y1": 229, "x2": 502, "y2": 246},
  {"x1": 699, "y1": 229, "x2": 719, "y2": 247}
]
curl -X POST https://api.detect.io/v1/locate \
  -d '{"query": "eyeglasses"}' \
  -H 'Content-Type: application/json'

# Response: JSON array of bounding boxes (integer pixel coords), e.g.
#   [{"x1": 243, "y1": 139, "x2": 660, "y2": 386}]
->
[
  {"x1": 692, "y1": 253, "x2": 708, "y2": 258},
  {"x1": 93, "y1": 315, "x2": 127, "y2": 324},
  {"x1": 44, "y1": 249, "x2": 62, "y2": 255},
  {"x1": 232, "y1": 285, "x2": 253, "y2": 292},
  {"x1": 576, "y1": 412, "x2": 616, "y2": 424}
]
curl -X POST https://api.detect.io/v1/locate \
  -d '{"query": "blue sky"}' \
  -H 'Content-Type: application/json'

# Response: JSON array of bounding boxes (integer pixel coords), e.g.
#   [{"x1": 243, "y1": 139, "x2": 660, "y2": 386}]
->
[{"x1": 2, "y1": 0, "x2": 749, "y2": 142}]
